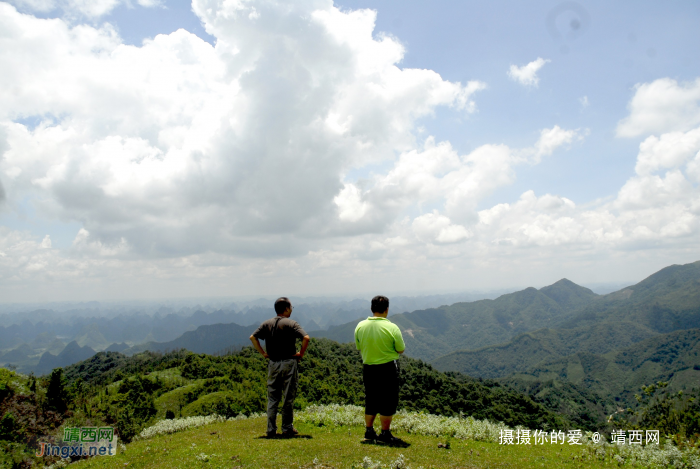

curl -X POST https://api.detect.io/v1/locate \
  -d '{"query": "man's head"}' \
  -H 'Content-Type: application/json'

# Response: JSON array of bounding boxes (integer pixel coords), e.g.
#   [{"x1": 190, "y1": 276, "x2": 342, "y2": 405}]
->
[
  {"x1": 371, "y1": 295, "x2": 389, "y2": 315},
  {"x1": 274, "y1": 297, "x2": 292, "y2": 316}
]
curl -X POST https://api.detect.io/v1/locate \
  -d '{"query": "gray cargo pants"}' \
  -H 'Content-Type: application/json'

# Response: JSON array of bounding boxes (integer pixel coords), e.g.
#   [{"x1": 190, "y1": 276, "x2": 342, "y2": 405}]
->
[{"x1": 266, "y1": 358, "x2": 298, "y2": 434}]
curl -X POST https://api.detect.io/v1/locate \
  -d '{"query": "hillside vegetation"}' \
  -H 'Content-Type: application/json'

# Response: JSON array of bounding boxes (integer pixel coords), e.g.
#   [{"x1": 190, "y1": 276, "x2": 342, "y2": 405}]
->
[{"x1": 507, "y1": 328, "x2": 700, "y2": 407}]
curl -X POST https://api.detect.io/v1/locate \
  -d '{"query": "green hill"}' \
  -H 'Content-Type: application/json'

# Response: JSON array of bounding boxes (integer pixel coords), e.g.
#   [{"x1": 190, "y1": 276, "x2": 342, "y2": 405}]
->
[{"x1": 313, "y1": 278, "x2": 598, "y2": 361}]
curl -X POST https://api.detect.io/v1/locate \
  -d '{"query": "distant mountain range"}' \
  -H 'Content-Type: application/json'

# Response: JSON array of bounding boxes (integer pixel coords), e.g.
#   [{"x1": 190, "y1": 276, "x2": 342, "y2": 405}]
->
[
  {"x1": 433, "y1": 261, "x2": 700, "y2": 377},
  {"x1": 34, "y1": 341, "x2": 97, "y2": 375},
  {"x1": 1, "y1": 292, "x2": 505, "y2": 373}
]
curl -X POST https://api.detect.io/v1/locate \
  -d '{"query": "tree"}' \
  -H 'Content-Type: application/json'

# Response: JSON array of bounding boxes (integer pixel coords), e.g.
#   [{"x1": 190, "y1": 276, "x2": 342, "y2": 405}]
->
[{"x1": 46, "y1": 368, "x2": 69, "y2": 413}]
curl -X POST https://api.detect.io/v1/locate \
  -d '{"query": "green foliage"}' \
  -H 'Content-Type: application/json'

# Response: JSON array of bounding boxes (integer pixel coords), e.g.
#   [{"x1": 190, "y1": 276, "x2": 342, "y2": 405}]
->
[
  {"x1": 628, "y1": 383, "x2": 700, "y2": 443},
  {"x1": 180, "y1": 391, "x2": 260, "y2": 418},
  {"x1": 501, "y1": 378, "x2": 610, "y2": 431},
  {"x1": 0, "y1": 441, "x2": 37, "y2": 469},
  {"x1": 0, "y1": 413, "x2": 20, "y2": 443},
  {"x1": 0, "y1": 369, "x2": 14, "y2": 402},
  {"x1": 63, "y1": 349, "x2": 189, "y2": 387}
]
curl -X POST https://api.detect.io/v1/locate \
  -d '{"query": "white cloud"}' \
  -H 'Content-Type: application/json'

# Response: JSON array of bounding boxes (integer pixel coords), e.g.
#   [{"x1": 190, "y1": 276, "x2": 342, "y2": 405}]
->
[
  {"x1": 412, "y1": 211, "x2": 471, "y2": 244},
  {"x1": 579, "y1": 96, "x2": 589, "y2": 108},
  {"x1": 532, "y1": 125, "x2": 585, "y2": 162},
  {"x1": 0, "y1": 1, "x2": 699, "y2": 298},
  {"x1": 507, "y1": 57, "x2": 550, "y2": 87},
  {"x1": 635, "y1": 128, "x2": 700, "y2": 176},
  {"x1": 616, "y1": 78, "x2": 700, "y2": 137},
  {"x1": 0, "y1": 1, "x2": 485, "y2": 259},
  {"x1": 335, "y1": 184, "x2": 368, "y2": 222},
  {"x1": 40, "y1": 234, "x2": 52, "y2": 249}
]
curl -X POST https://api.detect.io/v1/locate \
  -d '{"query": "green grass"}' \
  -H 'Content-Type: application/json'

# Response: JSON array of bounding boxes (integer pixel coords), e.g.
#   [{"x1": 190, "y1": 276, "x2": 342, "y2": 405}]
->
[{"x1": 71, "y1": 417, "x2": 617, "y2": 469}]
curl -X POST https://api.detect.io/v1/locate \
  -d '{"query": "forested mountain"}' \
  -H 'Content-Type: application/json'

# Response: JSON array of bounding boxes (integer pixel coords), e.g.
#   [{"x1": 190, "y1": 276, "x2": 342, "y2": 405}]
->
[
  {"x1": 122, "y1": 323, "x2": 257, "y2": 356},
  {"x1": 434, "y1": 261, "x2": 700, "y2": 379},
  {"x1": 313, "y1": 278, "x2": 599, "y2": 361}
]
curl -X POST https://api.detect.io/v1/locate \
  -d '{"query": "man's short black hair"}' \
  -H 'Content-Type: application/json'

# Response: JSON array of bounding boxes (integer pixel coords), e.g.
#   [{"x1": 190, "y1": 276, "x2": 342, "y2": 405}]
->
[
  {"x1": 274, "y1": 297, "x2": 292, "y2": 315},
  {"x1": 371, "y1": 295, "x2": 389, "y2": 314}
]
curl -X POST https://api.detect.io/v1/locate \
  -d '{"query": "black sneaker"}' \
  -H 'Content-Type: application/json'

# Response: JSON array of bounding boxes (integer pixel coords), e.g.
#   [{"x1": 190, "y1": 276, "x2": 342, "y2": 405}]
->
[
  {"x1": 376, "y1": 431, "x2": 402, "y2": 445},
  {"x1": 281, "y1": 428, "x2": 298, "y2": 438},
  {"x1": 364, "y1": 427, "x2": 378, "y2": 440},
  {"x1": 266, "y1": 431, "x2": 277, "y2": 438}
]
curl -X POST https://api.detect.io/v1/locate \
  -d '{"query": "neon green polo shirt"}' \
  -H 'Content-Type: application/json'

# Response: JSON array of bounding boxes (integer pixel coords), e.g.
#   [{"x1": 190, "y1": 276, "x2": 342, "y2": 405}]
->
[{"x1": 354, "y1": 316, "x2": 406, "y2": 365}]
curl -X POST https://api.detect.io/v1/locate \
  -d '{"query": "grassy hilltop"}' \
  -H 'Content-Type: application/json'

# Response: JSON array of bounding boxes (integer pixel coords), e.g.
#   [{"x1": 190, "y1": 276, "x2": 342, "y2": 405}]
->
[{"x1": 68, "y1": 414, "x2": 620, "y2": 469}]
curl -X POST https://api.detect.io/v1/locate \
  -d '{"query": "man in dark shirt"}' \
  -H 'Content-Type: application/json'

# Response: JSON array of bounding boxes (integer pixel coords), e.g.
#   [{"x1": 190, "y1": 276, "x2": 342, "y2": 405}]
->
[{"x1": 250, "y1": 297, "x2": 310, "y2": 438}]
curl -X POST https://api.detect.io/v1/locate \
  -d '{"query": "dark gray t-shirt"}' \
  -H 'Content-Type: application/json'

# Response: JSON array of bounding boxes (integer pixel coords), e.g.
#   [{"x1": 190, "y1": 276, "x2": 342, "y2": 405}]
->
[{"x1": 253, "y1": 317, "x2": 307, "y2": 361}]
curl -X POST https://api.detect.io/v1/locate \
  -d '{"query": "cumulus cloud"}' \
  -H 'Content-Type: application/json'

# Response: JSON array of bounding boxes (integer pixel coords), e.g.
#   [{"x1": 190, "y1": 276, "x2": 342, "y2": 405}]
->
[
  {"x1": 532, "y1": 125, "x2": 585, "y2": 162},
  {"x1": 0, "y1": 1, "x2": 486, "y2": 259},
  {"x1": 412, "y1": 211, "x2": 471, "y2": 244},
  {"x1": 0, "y1": 0, "x2": 699, "y2": 297},
  {"x1": 507, "y1": 57, "x2": 550, "y2": 87},
  {"x1": 635, "y1": 128, "x2": 700, "y2": 176},
  {"x1": 617, "y1": 78, "x2": 700, "y2": 137}
]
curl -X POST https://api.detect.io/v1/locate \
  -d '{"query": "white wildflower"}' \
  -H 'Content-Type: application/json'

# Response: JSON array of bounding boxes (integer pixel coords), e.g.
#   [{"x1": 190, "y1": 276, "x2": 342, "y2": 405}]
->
[{"x1": 135, "y1": 415, "x2": 227, "y2": 440}]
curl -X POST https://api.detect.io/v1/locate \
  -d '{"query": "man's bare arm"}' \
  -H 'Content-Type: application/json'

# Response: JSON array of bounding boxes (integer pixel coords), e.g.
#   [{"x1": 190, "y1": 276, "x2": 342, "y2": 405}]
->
[
  {"x1": 294, "y1": 335, "x2": 311, "y2": 359},
  {"x1": 397, "y1": 349, "x2": 404, "y2": 354},
  {"x1": 249, "y1": 335, "x2": 268, "y2": 359}
]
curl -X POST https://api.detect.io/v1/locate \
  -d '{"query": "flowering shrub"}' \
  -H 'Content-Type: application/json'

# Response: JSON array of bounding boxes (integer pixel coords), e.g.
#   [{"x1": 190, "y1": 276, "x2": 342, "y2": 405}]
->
[
  {"x1": 136, "y1": 415, "x2": 227, "y2": 440},
  {"x1": 296, "y1": 405, "x2": 508, "y2": 443},
  {"x1": 135, "y1": 411, "x2": 265, "y2": 440},
  {"x1": 581, "y1": 439, "x2": 700, "y2": 468}
]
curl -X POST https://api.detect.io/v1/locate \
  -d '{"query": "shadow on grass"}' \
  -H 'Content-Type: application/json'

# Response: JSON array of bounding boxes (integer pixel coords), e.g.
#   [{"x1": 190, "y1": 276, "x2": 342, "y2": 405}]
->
[
  {"x1": 257, "y1": 434, "x2": 314, "y2": 440},
  {"x1": 361, "y1": 439, "x2": 411, "y2": 448}
]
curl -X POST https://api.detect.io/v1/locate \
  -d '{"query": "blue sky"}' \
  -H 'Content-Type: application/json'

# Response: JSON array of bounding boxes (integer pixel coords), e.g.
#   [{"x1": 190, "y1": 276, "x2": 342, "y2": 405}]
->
[{"x1": 0, "y1": 0, "x2": 699, "y2": 300}]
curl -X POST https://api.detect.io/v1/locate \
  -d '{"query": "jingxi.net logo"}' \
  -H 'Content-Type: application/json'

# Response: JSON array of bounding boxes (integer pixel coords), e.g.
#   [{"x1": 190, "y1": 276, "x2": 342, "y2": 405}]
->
[{"x1": 36, "y1": 426, "x2": 118, "y2": 459}]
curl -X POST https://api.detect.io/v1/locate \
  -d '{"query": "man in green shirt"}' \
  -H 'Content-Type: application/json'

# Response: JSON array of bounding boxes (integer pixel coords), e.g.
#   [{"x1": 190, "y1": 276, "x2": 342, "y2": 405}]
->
[{"x1": 354, "y1": 295, "x2": 405, "y2": 444}]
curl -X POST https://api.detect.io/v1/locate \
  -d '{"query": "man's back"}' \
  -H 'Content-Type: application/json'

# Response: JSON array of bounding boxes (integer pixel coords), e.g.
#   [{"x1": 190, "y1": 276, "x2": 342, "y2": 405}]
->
[
  {"x1": 253, "y1": 317, "x2": 306, "y2": 362},
  {"x1": 354, "y1": 317, "x2": 405, "y2": 365}
]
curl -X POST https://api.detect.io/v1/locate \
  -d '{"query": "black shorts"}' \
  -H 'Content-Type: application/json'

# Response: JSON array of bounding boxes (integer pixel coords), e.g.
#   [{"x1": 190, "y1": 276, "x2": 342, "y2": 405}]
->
[{"x1": 362, "y1": 360, "x2": 400, "y2": 416}]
